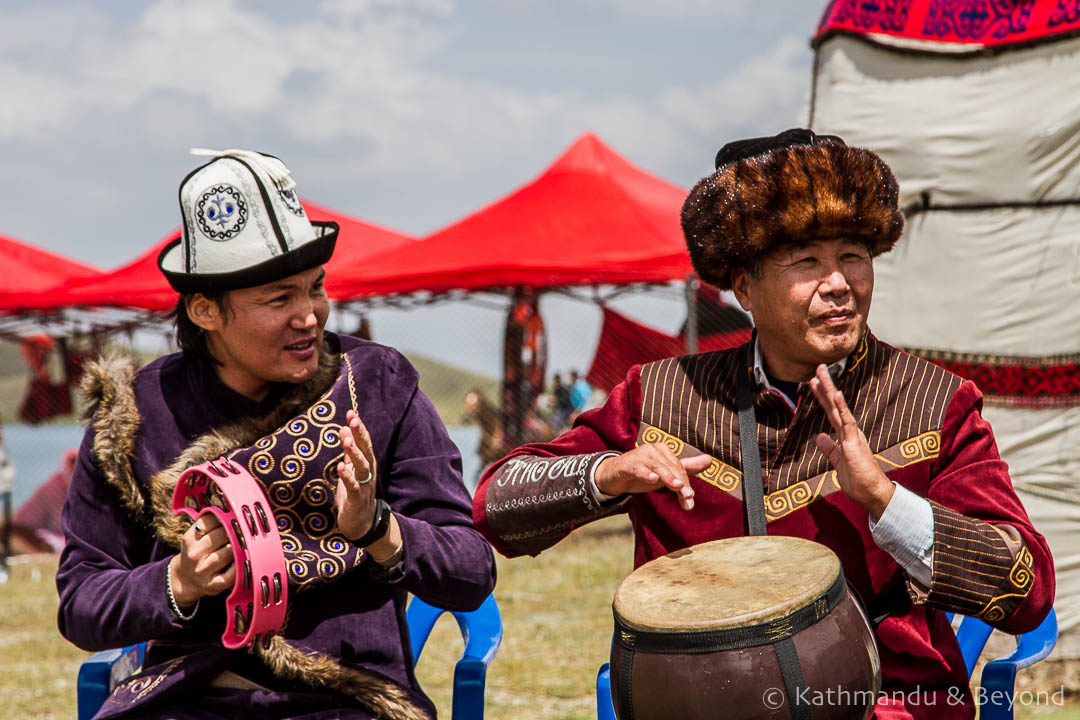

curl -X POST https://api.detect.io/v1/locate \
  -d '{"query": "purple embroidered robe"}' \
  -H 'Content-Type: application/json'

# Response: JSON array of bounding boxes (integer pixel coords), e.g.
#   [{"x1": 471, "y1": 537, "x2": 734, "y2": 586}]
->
[{"x1": 56, "y1": 333, "x2": 495, "y2": 719}]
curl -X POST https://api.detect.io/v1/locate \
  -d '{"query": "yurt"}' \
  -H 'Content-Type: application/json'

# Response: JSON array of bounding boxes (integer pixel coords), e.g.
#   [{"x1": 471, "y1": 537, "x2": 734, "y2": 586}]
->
[{"x1": 810, "y1": 0, "x2": 1080, "y2": 652}]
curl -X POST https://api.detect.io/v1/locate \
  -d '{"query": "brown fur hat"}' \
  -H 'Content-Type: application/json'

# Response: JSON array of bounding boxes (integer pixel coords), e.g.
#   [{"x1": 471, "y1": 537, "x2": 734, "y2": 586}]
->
[{"x1": 681, "y1": 128, "x2": 904, "y2": 290}]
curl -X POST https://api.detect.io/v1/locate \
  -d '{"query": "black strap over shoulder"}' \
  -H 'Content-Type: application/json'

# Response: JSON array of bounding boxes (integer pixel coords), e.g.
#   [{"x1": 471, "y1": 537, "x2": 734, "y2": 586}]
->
[
  {"x1": 736, "y1": 343, "x2": 811, "y2": 720},
  {"x1": 736, "y1": 344, "x2": 767, "y2": 537}
]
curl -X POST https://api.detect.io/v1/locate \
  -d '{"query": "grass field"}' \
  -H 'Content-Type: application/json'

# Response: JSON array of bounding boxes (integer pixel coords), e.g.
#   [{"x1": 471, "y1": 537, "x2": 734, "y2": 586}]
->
[{"x1": 3, "y1": 515, "x2": 1078, "y2": 719}]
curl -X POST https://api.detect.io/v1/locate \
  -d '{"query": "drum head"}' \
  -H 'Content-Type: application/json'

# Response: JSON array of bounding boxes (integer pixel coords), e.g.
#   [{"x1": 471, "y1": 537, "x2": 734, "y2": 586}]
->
[{"x1": 614, "y1": 536, "x2": 841, "y2": 632}]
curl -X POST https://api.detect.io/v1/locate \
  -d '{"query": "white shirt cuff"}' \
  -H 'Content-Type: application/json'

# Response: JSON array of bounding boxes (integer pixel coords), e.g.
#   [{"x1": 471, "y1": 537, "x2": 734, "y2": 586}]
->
[
  {"x1": 589, "y1": 452, "x2": 624, "y2": 503},
  {"x1": 869, "y1": 482, "x2": 934, "y2": 588}
]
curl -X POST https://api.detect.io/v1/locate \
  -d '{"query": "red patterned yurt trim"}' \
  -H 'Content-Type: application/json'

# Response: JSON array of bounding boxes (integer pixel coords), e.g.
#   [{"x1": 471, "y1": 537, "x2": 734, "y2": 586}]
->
[
  {"x1": 904, "y1": 347, "x2": 1080, "y2": 407},
  {"x1": 815, "y1": 0, "x2": 1080, "y2": 53}
]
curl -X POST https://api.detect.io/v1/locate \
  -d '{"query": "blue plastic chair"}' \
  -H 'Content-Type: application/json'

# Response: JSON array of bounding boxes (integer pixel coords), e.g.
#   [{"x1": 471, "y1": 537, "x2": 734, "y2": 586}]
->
[
  {"x1": 77, "y1": 593, "x2": 502, "y2": 720},
  {"x1": 407, "y1": 594, "x2": 503, "y2": 720},
  {"x1": 596, "y1": 608, "x2": 1058, "y2": 720},
  {"x1": 76, "y1": 644, "x2": 146, "y2": 720}
]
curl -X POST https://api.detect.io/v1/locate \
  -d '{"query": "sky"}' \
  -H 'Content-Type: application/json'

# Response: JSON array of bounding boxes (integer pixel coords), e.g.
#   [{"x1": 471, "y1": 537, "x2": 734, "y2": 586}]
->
[{"x1": 0, "y1": 0, "x2": 825, "y2": 378}]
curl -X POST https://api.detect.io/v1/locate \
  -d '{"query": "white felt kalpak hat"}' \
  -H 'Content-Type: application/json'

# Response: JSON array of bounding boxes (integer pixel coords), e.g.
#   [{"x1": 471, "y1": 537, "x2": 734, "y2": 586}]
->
[{"x1": 158, "y1": 149, "x2": 338, "y2": 293}]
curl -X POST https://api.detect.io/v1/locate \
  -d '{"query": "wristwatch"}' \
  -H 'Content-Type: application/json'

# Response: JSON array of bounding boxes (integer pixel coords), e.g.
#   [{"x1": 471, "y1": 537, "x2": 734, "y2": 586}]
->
[{"x1": 352, "y1": 498, "x2": 392, "y2": 548}]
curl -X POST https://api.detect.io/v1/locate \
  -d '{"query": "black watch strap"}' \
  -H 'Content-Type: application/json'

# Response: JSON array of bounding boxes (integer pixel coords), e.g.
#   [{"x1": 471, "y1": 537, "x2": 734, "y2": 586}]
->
[{"x1": 353, "y1": 498, "x2": 392, "y2": 548}]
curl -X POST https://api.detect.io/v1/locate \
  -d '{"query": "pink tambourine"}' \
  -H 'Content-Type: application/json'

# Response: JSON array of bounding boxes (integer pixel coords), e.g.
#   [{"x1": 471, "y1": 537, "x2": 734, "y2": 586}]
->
[{"x1": 172, "y1": 457, "x2": 288, "y2": 650}]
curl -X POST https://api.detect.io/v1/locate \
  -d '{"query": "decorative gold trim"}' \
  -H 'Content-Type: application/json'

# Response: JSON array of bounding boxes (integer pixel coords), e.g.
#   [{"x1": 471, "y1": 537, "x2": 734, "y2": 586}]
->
[
  {"x1": 637, "y1": 423, "x2": 941, "y2": 522},
  {"x1": 847, "y1": 331, "x2": 870, "y2": 372},
  {"x1": 975, "y1": 547, "x2": 1034, "y2": 622},
  {"x1": 635, "y1": 425, "x2": 742, "y2": 495}
]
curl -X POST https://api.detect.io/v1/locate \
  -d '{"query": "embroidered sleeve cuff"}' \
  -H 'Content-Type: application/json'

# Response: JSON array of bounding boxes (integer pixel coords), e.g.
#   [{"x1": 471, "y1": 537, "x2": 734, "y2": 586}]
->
[
  {"x1": 484, "y1": 452, "x2": 628, "y2": 556},
  {"x1": 869, "y1": 482, "x2": 933, "y2": 588},
  {"x1": 913, "y1": 501, "x2": 1035, "y2": 623}
]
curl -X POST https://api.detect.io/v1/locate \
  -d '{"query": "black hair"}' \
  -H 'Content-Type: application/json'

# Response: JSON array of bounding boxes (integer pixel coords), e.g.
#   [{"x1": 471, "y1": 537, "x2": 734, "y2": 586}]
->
[{"x1": 169, "y1": 292, "x2": 232, "y2": 365}]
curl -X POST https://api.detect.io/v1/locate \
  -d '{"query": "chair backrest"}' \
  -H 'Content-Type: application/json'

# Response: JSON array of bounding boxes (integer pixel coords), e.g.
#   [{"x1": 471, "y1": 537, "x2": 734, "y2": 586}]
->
[
  {"x1": 407, "y1": 594, "x2": 503, "y2": 720},
  {"x1": 78, "y1": 593, "x2": 502, "y2": 720}
]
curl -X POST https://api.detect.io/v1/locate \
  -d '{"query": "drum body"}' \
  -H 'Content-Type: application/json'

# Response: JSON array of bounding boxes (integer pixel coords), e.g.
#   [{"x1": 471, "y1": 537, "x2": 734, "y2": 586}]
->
[{"x1": 610, "y1": 536, "x2": 880, "y2": 720}]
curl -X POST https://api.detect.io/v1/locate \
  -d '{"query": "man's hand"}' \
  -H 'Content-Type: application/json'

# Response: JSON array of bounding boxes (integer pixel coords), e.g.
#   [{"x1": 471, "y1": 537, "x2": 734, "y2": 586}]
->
[
  {"x1": 594, "y1": 444, "x2": 712, "y2": 511},
  {"x1": 335, "y1": 409, "x2": 379, "y2": 541},
  {"x1": 169, "y1": 512, "x2": 235, "y2": 608},
  {"x1": 808, "y1": 364, "x2": 894, "y2": 518}
]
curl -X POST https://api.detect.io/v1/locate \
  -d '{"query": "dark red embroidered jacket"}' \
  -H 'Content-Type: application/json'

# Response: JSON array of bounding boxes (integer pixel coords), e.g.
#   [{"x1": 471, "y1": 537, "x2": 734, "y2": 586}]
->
[{"x1": 473, "y1": 335, "x2": 1054, "y2": 720}]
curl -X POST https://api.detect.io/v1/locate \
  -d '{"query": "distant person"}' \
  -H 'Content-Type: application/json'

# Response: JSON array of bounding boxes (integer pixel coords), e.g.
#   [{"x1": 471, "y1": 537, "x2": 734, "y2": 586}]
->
[
  {"x1": 569, "y1": 370, "x2": 591, "y2": 412},
  {"x1": 551, "y1": 373, "x2": 573, "y2": 428},
  {"x1": 56, "y1": 148, "x2": 494, "y2": 719},
  {"x1": 0, "y1": 418, "x2": 14, "y2": 579}
]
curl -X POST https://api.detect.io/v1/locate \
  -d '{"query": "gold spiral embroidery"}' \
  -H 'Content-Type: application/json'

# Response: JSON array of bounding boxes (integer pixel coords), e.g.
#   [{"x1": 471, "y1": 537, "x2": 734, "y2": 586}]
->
[
  {"x1": 302, "y1": 480, "x2": 331, "y2": 507},
  {"x1": 320, "y1": 424, "x2": 341, "y2": 449},
  {"x1": 294, "y1": 437, "x2": 317, "y2": 459},
  {"x1": 640, "y1": 426, "x2": 684, "y2": 456},
  {"x1": 323, "y1": 455, "x2": 345, "y2": 484},
  {"x1": 320, "y1": 535, "x2": 350, "y2": 556},
  {"x1": 699, "y1": 461, "x2": 741, "y2": 493},
  {"x1": 289, "y1": 558, "x2": 309, "y2": 579},
  {"x1": 311, "y1": 400, "x2": 335, "y2": 422},
  {"x1": 279, "y1": 532, "x2": 301, "y2": 553},
  {"x1": 120, "y1": 659, "x2": 184, "y2": 702},
  {"x1": 251, "y1": 451, "x2": 275, "y2": 476},
  {"x1": 303, "y1": 511, "x2": 331, "y2": 536},
  {"x1": 764, "y1": 481, "x2": 815, "y2": 520},
  {"x1": 900, "y1": 438, "x2": 921, "y2": 460},
  {"x1": 1010, "y1": 548, "x2": 1034, "y2": 590},
  {"x1": 899, "y1": 431, "x2": 941, "y2": 462},
  {"x1": 765, "y1": 492, "x2": 793, "y2": 517},
  {"x1": 270, "y1": 481, "x2": 298, "y2": 506},
  {"x1": 286, "y1": 418, "x2": 309, "y2": 437},
  {"x1": 317, "y1": 556, "x2": 345, "y2": 581},
  {"x1": 280, "y1": 455, "x2": 305, "y2": 481}
]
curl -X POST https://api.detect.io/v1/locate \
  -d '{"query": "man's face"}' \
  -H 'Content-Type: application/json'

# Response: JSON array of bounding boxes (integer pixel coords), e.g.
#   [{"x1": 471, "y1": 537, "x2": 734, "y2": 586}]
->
[
  {"x1": 197, "y1": 266, "x2": 330, "y2": 398},
  {"x1": 731, "y1": 237, "x2": 874, "y2": 382}
]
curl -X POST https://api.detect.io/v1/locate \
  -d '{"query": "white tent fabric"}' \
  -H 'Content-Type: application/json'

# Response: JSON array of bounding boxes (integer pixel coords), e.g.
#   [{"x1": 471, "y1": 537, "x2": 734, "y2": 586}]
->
[{"x1": 811, "y1": 33, "x2": 1080, "y2": 649}]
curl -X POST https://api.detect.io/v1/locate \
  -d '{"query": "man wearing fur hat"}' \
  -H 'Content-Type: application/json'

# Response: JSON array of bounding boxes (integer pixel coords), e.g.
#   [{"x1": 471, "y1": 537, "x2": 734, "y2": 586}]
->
[
  {"x1": 472, "y1": 129, "x2": 1054, "y2": 719},
  {"x1": 56, "y1": 149, "x2": 495, "y2": 720}
]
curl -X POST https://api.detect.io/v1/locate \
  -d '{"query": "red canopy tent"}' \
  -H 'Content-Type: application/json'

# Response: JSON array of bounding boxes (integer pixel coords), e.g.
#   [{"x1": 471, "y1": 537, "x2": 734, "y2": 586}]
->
[
  {"x1": 328, "y1": 133, "x2": 694, "y2": 299},
  {"x1": 0, "y1": 202, "x2": 414, "y2": 314},
  {"x1": 0, "y1": 233, "x2": 102, "y2": 303}
]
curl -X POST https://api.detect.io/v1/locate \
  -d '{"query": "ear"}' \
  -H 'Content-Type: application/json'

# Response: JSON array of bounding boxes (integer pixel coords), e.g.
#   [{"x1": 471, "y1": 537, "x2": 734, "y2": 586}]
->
[
  {"x1": 185, "y1": 294, "x2": 223, "y2": 332},
  {"x1": 730, "y1": 270, "x2": 753, "y2": 313}
]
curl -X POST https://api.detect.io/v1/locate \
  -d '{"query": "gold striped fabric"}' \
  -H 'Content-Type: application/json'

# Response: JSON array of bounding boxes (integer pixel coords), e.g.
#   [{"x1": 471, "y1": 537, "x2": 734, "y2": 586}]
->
[
  {"x1": 924, "y1": 502, "x2": 1033, "y2": 621},
  {"x1": 638, "y1": 335, "x2": 963, "y2": 519}
]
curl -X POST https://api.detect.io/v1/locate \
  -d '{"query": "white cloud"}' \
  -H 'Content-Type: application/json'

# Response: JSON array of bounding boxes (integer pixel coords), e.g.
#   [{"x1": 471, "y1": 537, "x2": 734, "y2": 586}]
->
[
  {"x1": 0, "y1": 62, "x2": 74, "y2": 140},
  {"x1": 591, "y1": 0, "x2": 751, "y2": 21},
  {"x1": 0, "y1": 0, "x2": 813, "y2": 257},
  {"x1": 661, "y1": 34, "x2": 810, "y2": 137}
]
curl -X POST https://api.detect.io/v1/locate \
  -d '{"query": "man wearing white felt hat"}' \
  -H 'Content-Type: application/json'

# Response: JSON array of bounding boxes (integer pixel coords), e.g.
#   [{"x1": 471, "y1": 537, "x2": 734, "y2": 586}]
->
[
  {"x1": 57, "y1": 149, "x2": 495, "y2": 719},
  {"x1": 159, "y1": 149, "x2": 338, "y2": 293}
]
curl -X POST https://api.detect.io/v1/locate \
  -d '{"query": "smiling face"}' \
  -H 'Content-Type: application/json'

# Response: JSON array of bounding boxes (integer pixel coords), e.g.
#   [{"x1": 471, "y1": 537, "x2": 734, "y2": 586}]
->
[
  {"x1": 187, "y1": 266, "x2": 330, "y2": 399},
  {"x1": 731, "y1": 237, "x2": 874, "y2": 383}
]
